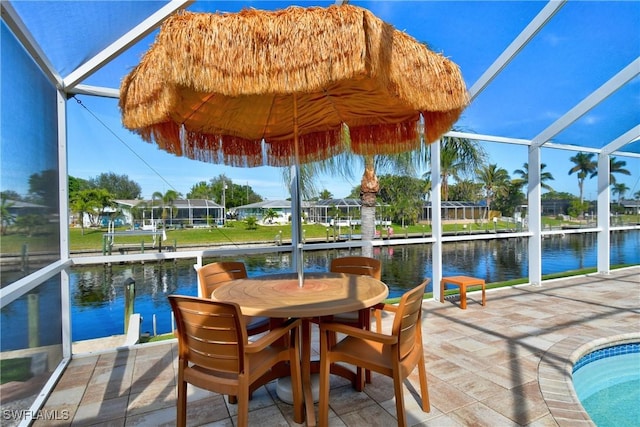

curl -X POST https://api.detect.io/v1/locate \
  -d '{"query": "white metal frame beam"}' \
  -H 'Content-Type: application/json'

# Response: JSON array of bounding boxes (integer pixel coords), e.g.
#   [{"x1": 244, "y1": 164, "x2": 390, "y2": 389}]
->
[
  {"x1": 468, "y1": 0, "x2": 566, "y2": 101},
  {"x1": 446, "y1": 131, "x2": 532, "y2": 146},
  {"x1": 602, "y1": 125, "x2": 640, "y2": 155},
  {"x1": 446, "y1": 130, "x2": 640, "y2": 158},
  {"x1": 63, "y1": 0, "x2": 194, "y2": 91},
  {"x1": 431, "y1": 140, "x2": 443, "y2": 301},
  {"x1": 528, "y1": 147, "x2": 543, "y2": 286},
  {"x1": 531, "y1": 58, "x2": 640, "y2": 147},
  {"x1": 68, "y1": 84, "x2": 120, "y2": 99},
  {"x1": 57, "y1": 88, "x2": 72, "y2": 358},
  {"x1": 597, "y1": 153, "x2": 611, "y2": 274},
  {"x1": 0, "y1": 260, "x2": 72, "y2": 308}
]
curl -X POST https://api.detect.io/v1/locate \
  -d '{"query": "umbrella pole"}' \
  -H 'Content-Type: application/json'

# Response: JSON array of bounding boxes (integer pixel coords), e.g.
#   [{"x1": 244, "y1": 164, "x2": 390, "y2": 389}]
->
[
  {"x1": 291, "y1": 94, "x2": 304, "y2": 287},
  {"x1": 291, "y1": 165, "x2": 304, "y2": 287}
]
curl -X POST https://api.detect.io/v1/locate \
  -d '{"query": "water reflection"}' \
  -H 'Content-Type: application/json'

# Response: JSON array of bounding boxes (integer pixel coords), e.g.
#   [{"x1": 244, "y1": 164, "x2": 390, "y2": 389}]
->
[{"x1": 68, "y1": 231, "x2": 639, "y2": 342}]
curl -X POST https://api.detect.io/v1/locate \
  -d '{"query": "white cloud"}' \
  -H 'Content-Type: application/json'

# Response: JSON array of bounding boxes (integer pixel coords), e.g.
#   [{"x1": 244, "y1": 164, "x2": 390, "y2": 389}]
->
[
  {"x1": 580, "y1": 114, "x2": 600, "y2": 126},
  {"x1": 543, "y1": 33, "x2": 565, "y2": 47}
]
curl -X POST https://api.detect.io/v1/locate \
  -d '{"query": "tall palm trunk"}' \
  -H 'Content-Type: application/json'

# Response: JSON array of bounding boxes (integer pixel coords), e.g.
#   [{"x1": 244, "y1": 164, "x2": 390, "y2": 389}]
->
[
  {"x1": 360, "y1": 156, "x2": 379, "y2": 257},
  {"x1": 578, "y1": 172, "x2": 586, "y2": 204}
]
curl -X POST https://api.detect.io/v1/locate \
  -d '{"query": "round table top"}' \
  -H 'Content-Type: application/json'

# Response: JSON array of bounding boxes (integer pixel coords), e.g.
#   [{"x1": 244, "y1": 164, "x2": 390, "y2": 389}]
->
[{"x1": 211, "y1": 272, "x2": 389, "y2": 318}]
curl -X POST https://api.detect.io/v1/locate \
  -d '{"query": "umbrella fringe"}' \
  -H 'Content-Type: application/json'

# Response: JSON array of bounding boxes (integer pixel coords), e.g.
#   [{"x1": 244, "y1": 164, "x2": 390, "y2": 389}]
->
[
  {"x1": 136, "y1": 113, "x2": 466, "y2": 166},
  {"x1": 350, "y1": 122, "x2": 420, "y2": 155},
  {"x1": 183, "y1": 130, "x2": 222, "y2": 164},
  {"x1": 183, "y1": 131, "x2": 267, "y2": 167},
  {"x1": 138, "y1": 122, "x2": 183, "y2": 156},
  {"x1": 423, "y1": 109, "x2": 464, "y2": 143},
  {"x1": 266, "y1": 128, "x2": 344, "y2": 166},
  {"x1": 139, "y1": 123, "x2": 347, "y2": 167},
  {"x1": 221, "y1": 136, "x2": 265, "y2": 168}
]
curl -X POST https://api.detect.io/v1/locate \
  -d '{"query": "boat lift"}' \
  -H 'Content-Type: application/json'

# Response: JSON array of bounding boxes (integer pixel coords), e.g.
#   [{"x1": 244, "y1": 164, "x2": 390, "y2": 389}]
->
[{"x1": 103, "y1": 221, "x2": 167, "y2": 254}]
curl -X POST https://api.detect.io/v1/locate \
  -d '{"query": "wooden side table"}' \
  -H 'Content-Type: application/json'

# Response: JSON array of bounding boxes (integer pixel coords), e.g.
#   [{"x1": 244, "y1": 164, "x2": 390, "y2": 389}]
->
[{"x1": 440, "y1": 276, "x2": 486, "y2": 309}]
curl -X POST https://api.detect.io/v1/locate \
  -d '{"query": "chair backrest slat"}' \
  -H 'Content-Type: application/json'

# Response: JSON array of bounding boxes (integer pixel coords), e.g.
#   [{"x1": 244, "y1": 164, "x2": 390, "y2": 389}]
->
[
  {"x1": 330, "y1": 256, "x2": 381, "y2": 280},
  {"x1": 169, "y1": 295, "x2": 247, "y2": 374},
  {"x1": 198, "y1": 261, "x2": 248, "y2": 298},
  {"x1": 392, "y1": 280, "x2": 429, "y2": 360}
]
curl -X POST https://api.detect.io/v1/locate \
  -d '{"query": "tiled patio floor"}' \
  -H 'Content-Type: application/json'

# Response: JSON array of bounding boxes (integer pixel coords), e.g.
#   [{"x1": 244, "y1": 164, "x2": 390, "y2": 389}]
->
[{"x1": 37, "y1": 267, "x2": 639, "y2": 426}]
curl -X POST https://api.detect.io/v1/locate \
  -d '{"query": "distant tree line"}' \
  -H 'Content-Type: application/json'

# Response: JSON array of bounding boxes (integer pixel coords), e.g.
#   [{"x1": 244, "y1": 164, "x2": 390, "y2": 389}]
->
[
  {"x1": 1, "y1": 150, "x2": 634, "y2": 237},
  {"x1": 307, "y1": 140, "x2": 633, "y2": 228},
  {"x1": 186, "y1": 174, "x2": 263, "y2": 208}
]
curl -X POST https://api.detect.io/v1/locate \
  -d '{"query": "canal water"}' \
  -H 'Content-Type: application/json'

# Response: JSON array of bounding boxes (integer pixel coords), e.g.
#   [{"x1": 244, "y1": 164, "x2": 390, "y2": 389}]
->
[{"x1": 61, "y1": 230, "x2": 639, "y2": 342}]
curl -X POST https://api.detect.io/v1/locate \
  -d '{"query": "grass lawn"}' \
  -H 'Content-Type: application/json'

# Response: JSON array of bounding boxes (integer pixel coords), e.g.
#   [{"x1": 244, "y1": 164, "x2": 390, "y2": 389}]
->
[
  {"x1": 1, "y1": 233, "x2": 60, "y2": 253},
  {"x1": 69, "y1": 222, "x2": 332, "y2": 252},
  {"x1": 2, "y1": 215, "x2": 624, "y2": 254},
  {"x1": 66, "y1": 216, "x2": 592, "y2": 252},
  {"x1": 67, "y1": 220, "x2": 512, "y2": 252},
  {"x1": 0, "y1": 357, "x2": 33, "y2": 384}
]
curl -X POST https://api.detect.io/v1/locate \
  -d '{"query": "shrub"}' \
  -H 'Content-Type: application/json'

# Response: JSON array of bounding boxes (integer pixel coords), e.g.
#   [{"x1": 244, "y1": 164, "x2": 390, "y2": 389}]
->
[{"x1": 245, "y1": 216, "x2": 257, "y2": 230}]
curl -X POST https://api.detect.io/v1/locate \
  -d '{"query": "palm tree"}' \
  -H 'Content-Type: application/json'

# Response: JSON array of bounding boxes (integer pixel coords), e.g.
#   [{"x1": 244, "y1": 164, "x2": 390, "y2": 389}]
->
[
  {"x1": 263, "y1": 208, "x2": 279, "y2": 224},
  {"x1": 448, "y1": 179, "x2": 481, "y2": 202},
  {"x1": 432, "y1": 134, "x2": 486, "y2": 201},
  {"x1": 70, "y1": 189, "x2": 114, "y2": 233},
  {"x1": 437, "y1": 146, "x2": 464, "y2": 202},
  {"x1": 0, "y1": 196, "x2": 16, "y2": 235},
  {"x1": 319, "y1": 189, "x2": 333, "y2": 200},
  {"x1": 476, "y1": 164, "x2": 510, "y2": 220},
  {"x1": 590, "y1": 156, "x2": 631, "y2": 185},
  {"x1": 568, "y1": 152, "x2": 597, "y2": 204},
  {"x1": 296, "y1": 129, "x2": 483, "y2": 248},
  {"x1": 513, "y1": 162, "x2": 555, "y2": 192},
  {"x1": 161, "y1": 189, "x2": 180, "y2": 227},
  {"x1": 359, "y1": 155, "x2": 379, "y2": 243},
  {"x1": 611, "y1": 183, "x2": 629, "y2": 205},
  {"x1": 292, "y1": 150, "x2": 416, "y2": 244}
]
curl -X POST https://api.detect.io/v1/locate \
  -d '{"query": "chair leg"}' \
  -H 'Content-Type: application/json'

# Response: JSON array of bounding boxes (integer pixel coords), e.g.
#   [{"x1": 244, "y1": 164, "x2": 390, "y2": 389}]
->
[
  {"x1": 360, "y1": 309, "x2": 371, "y2": 387},
  {"x1": 393, "y1": 373, "x2": 407, "y2": 427},
  {"x1": 372, "y1": 310, "x2": 383, "y2": 385},
  {"x1": 318, "y1": 330, "x2": 332, "y2": 427},
  {"x1": 237, "y1": 383, "x2": 250, "y2": 427},
  {"x1": 290, "y1": 334, "x2": 304, "y2": 424},
  {"x1": 328, "y1": 324, "x2": 365, "y2": 391},
  {"x1": 418, "y1": 353, "x2": 430, "y2": 412},
  {"x1": 176, "y1": 377, "x2": 187, "y2": 427},
  {"x1": 355, "y1": 367, "x2": 365, "y2": 392}
]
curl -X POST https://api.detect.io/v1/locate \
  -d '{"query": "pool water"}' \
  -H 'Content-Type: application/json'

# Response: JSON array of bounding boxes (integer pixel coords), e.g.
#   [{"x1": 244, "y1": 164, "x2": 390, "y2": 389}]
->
[{"x1": 572, "y1": 343, "x2": 640, "y2": 427}]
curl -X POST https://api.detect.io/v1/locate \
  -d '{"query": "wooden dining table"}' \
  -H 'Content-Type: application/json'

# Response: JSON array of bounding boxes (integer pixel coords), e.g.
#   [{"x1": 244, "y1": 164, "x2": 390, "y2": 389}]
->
[{"x1": 211, "y1": 271, "x2": 389, "y2": 427}]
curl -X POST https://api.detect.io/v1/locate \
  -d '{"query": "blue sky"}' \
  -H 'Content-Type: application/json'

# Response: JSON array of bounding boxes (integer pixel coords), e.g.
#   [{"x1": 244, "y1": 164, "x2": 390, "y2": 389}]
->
[{"x1": 6, "y1": 1, "x2": 640, "y2": 202}]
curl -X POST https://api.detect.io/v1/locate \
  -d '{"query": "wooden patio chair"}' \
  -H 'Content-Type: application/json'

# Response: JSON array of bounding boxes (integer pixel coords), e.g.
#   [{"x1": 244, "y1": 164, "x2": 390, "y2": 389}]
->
[
  {"x1": 197, "y1": 261, "x2": 270, "y2": 336},
  {"x1": 325, "y1": 256, "x2": 382, "y2": 387},
  {"x1": 168, "y1": 295, "x2": 303, "y2": 427},
  {"x1": 318, "y1": 280, "x2": 430, "y2": 427}
]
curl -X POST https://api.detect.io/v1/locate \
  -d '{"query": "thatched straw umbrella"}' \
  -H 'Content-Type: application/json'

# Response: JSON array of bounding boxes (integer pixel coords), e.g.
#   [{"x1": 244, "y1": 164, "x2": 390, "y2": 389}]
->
[
  {"x1": 119, "y1": 4, "x2": 468, "y2": 283},
  {"x1": 120, "y1": 4, "x2": 467, "y2": 166}
]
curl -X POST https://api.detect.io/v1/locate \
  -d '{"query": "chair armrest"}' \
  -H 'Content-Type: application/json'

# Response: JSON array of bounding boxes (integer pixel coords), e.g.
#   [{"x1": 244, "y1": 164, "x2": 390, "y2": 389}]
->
[
  {"x1": 320, "y1": 321, "x2": 397, "y2": 345},
  {"x1": 375, "y1": 302, "x2": 398, "y2": 313},
  {"x1": 246, "y1": 318, "x2": 300, "y2": 353},
  {"x1": 372, "y1": 302, "x2": 398, "y2": 332}
]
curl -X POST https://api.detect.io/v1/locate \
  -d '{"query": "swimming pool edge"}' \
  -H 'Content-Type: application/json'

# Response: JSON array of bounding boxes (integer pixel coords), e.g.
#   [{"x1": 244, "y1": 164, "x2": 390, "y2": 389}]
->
[{"x1": 538, "y1": 332, "x2": 640, "y2": 427}]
